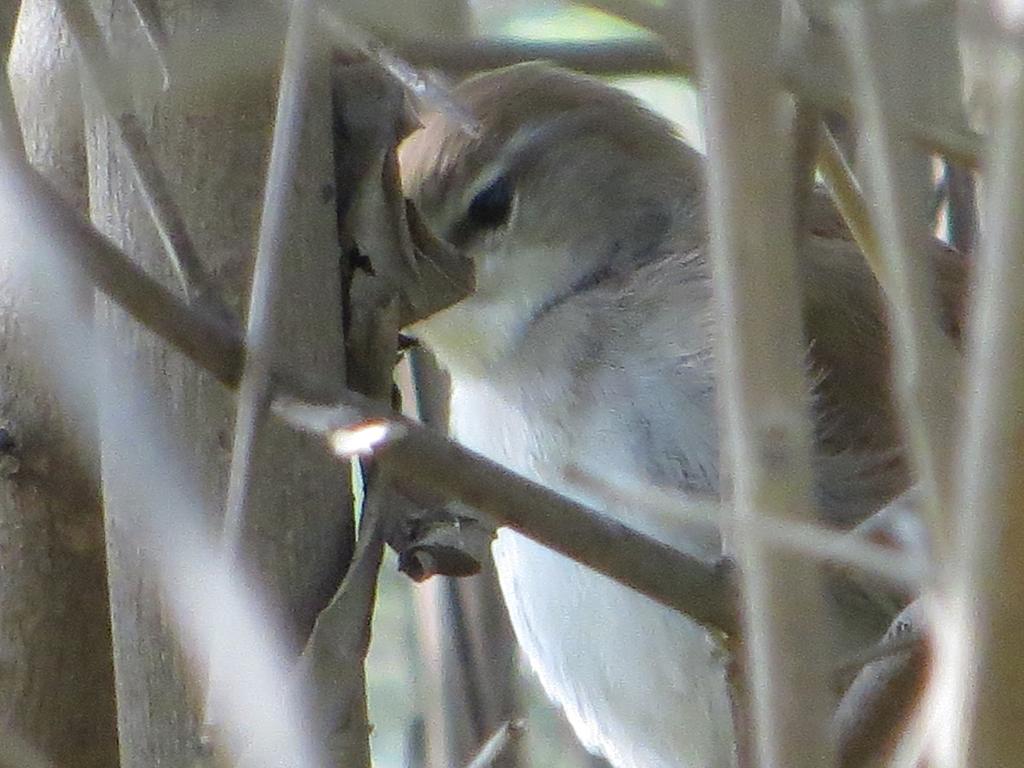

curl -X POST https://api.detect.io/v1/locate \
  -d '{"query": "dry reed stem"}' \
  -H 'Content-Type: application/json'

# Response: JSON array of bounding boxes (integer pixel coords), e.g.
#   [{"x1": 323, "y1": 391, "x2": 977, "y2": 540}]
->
[
  {"x1": 689, "y1": 0, "x2": 839, "y2": 764},
  {"x1": 948, "y1": 46, "x2": 1024, "y2": 768},
  {"x1": 836, "y1": 4, "x2": 961, "y2": 561},
  {"x1": 204, "y1": 0, "x2": 320, "y2": 737}
]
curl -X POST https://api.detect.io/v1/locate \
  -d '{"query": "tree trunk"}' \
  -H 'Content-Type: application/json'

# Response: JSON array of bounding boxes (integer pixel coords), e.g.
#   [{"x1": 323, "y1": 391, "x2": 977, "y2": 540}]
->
[{"x1": 82, "y1": 4, "x2": 352, "y2": 765}]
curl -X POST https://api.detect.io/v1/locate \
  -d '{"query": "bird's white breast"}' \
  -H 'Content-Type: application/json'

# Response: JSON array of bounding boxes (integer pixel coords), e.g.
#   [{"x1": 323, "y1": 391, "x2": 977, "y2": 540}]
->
[{"x1": 449, "y1": 376, "x2": 737, "y2": 768}]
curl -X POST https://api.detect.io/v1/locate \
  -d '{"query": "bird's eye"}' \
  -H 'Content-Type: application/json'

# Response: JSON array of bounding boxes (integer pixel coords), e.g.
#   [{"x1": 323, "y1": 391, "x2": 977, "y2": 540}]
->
[{"x1": 467, "y1": 175, "x2": 513, "y2": 229}]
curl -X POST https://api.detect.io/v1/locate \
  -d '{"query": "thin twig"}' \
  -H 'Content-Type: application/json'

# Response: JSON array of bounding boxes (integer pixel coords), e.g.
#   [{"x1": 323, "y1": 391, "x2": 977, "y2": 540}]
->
[
  {"x1": 579, "y1": 0, "x2": 682, "y2": 38},
  {"x1": 56, "y1": 0, "x2": 230, "y2": 316},
  {"x1": 204, "y1": 0, "x2": 319, "y2": 737},
  {"x1": 563, "y1": 465, "x2": 924, "y2": 591},
  {"x1": 462, "y1": 720, "x2": 526, "y2": 768},
  {"x1": 815, "y1": 125, "x2": 884, "y2": 281},
  {"x1": 835, "y1": 4, "x2": 961, "y2": 561},
  {"x1": 817, "y1": 125, "x2": 965, "y2": 353}
]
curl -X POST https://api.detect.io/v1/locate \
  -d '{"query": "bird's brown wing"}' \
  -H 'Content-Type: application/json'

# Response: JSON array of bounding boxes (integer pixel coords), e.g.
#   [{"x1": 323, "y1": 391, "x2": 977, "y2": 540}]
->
[{"x1": 797, "y1": 227, "x2": 967, "y2": 528}]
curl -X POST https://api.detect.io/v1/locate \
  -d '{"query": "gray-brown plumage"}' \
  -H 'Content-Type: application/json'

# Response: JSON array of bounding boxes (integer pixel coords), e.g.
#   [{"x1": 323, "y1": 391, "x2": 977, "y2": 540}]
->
[{"x1": 399, "y1": 63, "x2": 963, "y2": 768}]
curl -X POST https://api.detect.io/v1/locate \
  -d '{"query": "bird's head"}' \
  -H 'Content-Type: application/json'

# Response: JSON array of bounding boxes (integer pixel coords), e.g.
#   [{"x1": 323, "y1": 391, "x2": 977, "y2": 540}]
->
[{"x1": 399, "y1": 63, "x2": 706, "y2": 375}]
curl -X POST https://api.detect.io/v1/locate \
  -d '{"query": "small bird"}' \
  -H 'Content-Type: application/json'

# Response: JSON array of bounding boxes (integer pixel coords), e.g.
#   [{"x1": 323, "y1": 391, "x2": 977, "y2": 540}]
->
[{"x1": 399, "y1": 63, "x2": 962, "y2": 768}]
